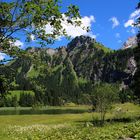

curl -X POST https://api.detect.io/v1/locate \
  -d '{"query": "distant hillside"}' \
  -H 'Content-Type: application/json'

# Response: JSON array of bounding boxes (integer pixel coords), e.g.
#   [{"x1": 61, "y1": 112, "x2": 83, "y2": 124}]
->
[{"x1": 0, "y1": 36, "x2": 136, "y2": 105}]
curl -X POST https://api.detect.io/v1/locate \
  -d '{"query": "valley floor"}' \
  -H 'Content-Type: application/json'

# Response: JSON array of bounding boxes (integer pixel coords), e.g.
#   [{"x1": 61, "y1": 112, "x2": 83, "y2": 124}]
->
[{"x1": 0, "y1": 103, "x2": 140, "y2": 140}]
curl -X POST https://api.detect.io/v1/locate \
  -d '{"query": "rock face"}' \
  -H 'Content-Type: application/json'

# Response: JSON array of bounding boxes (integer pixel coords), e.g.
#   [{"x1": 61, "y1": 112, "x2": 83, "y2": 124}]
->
[
  {"x1": 46, "y1": 48, "x2": 57, "y2": 56},
  {"x1": 1, "y1": 35, "x2": 135, "y2": 91},
  {"x1": 122, "y1": 36, "x2": 137, "y2": 49},
  {"x1": 120, "y1": 57, "x2": 137, "y2": 89},
  {"x1": 27, "y1": 47, "x2": 57, "y2": 56},
  {"x1": 125, "y1": 57, "x2": 137, "y2": 76},
  {"x1": 66, "y1": 36, "x2": 135, "y2": 84},
  {"x1": 67, "y1": 35, "x2": 95, "y2": 52}
]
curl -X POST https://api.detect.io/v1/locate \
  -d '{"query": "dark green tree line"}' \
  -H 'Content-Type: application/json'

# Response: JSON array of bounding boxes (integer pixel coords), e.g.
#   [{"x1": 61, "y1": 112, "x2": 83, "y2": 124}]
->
[{"x1": 131, "y1": 2, "x2": 140, "y2": 102}]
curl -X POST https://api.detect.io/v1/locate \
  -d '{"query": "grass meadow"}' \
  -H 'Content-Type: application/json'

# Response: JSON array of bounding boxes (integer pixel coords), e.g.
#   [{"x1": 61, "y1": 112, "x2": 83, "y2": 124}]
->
[{"x1": 0, "y1": 103, "x2": 139, "y2": 140}]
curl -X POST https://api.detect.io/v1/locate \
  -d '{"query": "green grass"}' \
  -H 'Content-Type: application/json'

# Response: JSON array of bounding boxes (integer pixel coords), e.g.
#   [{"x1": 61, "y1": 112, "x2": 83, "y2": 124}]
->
[
  {"x1": 7, "y1": 90, "x2": 35, "y2": 100},
  {"x1": 0, "y1": 103, "x2": 139, "y2": 140},
  {"x1": 94, "y1": 42, "x2": 112, "y2": 53},
  {"x1": 27, "y1": 65, "x2": 39, "y2": 78}
]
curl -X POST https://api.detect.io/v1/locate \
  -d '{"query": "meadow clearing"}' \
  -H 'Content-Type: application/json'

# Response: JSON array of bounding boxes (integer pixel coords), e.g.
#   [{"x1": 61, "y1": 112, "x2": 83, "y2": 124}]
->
[{"x1": 0, "y1": 103, "x2": 140, "y2": 140}]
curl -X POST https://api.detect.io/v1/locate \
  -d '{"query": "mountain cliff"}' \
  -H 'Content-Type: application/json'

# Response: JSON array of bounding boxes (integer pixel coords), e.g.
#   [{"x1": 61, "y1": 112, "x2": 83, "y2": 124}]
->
[
  {"x1": 0, "y1": 36, "x2": 135, "y2": 105},
  {"x1": 122, "y1": 36, "x2": 137, "y2": 49}
]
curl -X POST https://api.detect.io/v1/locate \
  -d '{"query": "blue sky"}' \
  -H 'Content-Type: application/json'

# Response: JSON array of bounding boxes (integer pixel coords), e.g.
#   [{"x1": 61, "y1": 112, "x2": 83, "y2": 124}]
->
[
  {"x1": 54, "y1": 0, "x2": 139, "y2": 50},
  {"x1": 0, "y1": 0, "x2": 140, "y2": 61}
]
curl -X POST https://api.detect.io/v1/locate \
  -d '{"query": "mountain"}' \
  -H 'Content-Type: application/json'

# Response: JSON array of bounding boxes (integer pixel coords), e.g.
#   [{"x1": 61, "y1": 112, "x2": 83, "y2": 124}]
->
[
  {"x1": 0, "y1": 35, "x2": 136, "y2": 105},
  {"x1": 122, "y1": 36, "x2": 138, "y2": 49}
]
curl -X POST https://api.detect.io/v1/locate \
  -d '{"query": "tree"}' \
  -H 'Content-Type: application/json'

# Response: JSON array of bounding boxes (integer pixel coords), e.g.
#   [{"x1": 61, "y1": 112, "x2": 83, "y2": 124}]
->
[
  {"x1": 11, "y1": 95, "x2": 19, "y2": 108},
  {"x1": 92, "y1": 84, "x2": 119, "y2": 125},
  {"x1": 131, "y1": 2, "x2": 140, "y2": 102},
  {"x1": 0, "y1": 0, "x2": 82, "y2": 56},
  {"x1": 0, "y1": 0, "x2": 83, "y2": 99},
  {"x1": 19, "y1": 92, "x2": 35, "y2": 107},
  {"x1": 0, "y1": 75, "x2": 9, "y2": 100},
  {"x1": 62, "y1": 58, "x2": 79, "y2": 103}
]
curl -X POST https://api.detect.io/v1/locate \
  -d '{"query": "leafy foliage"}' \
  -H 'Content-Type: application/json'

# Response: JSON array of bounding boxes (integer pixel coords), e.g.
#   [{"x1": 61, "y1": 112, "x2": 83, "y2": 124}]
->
[
  {"x1": 0, "y1": 36, "x2": 135, "y2": 106},
  {"x1": 131, "y1": 2, "x2": 140, "y2": 102},
  {"x1": 91, "y1": 83, "x2": 119, "y2": 125},
  {"x1": 0, "y1": 75, "x2": 9, "y2": 99},
  {"x1": 0, "y1": 0, "x2": 81, "y2": 56},
  {"x1": 7, "y1": 121, "x2": 140, "y2": 140}
]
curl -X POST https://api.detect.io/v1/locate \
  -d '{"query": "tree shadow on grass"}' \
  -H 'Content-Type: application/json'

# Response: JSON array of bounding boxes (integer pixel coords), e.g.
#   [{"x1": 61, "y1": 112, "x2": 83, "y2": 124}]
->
[{"x1": 76, "y1": 116, "x2": 140, "y2": 127}]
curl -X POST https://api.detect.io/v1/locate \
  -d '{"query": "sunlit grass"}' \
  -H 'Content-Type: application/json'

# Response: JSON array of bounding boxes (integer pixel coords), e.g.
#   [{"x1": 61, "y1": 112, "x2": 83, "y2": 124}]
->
[{"x1": 0, "y1": 103, "x2": 139, "y2": 140}]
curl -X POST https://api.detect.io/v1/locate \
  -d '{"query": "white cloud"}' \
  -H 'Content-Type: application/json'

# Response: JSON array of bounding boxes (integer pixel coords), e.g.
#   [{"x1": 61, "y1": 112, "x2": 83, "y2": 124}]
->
[
  {"x1": 124, "y1": 9, "x2": 140, "y2": 28},
  {"x1": 62, "y1": 15, "x2": 96, "y2": 38},
  {"x1": 45, "y1": 24, "x2": 53, "y2": 34},
  {"x1": 14, "y1": 40, "x2": 23, "y2": 47},
  {"x1": 0, "y1": 53, "x2": 6, "y2": 61},
  {"x1": 115, "y1": 33, "x2": 120, "y2": 38},
  {"x1": 30, "y1": 34, "x2": 35, "y2": 41},
  {"x1": 130, "y1": 9, "x2": 140, "y2": 19},
  {"x1": 10, "y1": 40, "x2": 24, "y2": 49},
  {"x1": 124, "y1": 19, "x2": 135, "y2": 28},
  {"x1": 44, "y1": 15, "x2": 96, "y2": 39},
  {"x1": 81, "y1": 15, "x2": 96, "y2": 26},
  {"x1": 109, "y1": 17, "x2": 120, "y2": 28}
]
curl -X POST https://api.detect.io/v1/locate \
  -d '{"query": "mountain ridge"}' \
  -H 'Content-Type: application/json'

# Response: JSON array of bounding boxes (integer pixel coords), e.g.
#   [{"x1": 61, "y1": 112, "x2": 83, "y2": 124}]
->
[
  {"x1": 122, "y1": 36, "x2": 138, "y2": 49},
  {"x1": 0, "y1": 35, "x2": 136, "y2": 105}
]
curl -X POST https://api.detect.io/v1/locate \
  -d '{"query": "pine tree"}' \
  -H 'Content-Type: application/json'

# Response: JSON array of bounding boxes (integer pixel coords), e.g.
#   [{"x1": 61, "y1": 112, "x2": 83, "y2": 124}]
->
[{"x1": 132, "y1": 2, "x2": 140, "y2": 101}]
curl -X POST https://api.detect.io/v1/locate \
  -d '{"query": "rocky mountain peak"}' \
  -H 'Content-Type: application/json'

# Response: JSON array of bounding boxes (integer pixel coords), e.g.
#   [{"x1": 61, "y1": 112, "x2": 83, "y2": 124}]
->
[
  {"x1": 67, "y1": 35, "x2": 95, "y2": 52},
  {"x1": 46, "y1": 48, "x2": 57, "y2": 56},
  {"x1": 26, "y1": 47, "x2": 57, "y2": 56},
  {"x1": 122, "y1": 36, "x2": 137, "y2": 49},
  {"x1": 57, "y1": 46, "x2": 67, "y2": 57},
  {"x1": 27, "y1": 47, "x2": 41, "y2": 53}
]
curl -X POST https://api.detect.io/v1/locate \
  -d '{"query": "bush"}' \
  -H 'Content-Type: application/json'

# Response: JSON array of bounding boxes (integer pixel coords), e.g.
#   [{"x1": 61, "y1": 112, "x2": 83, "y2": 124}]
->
[
  {"x1": 64, "y1": 102, "x2": 77, "y2": 107},
  {"x1": 92, "y1": 83, "x2": 119, "y2": 125}
]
